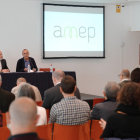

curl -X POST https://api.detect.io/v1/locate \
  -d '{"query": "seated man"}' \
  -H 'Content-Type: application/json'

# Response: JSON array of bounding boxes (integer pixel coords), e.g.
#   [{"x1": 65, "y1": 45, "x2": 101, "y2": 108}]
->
[
  {"x1": 118, "y1": 69, "x2": 131, "y2": 88},
  {"x1": 49, "y1": 75, "x2": 90, "y2": 125},
  {"x1": 7, "y1": 97, "x2": 42, "y2": 140},
  {"x1": 42, "y1": 70, "x2": 81, "y2": 109},
  {"x1": 11, "y1": 77, "x2": 42, "y2": 101},
  {"x1": 0, "y1": 51, "x2": 10, "y2": 73},
  {"x1": 0, "y1": 75, "x2": 15, "y2": 113},
  {"x1": 16, "y1": 49, "x2": 38, "y2": 72},
  {"x1": 90, "y1": 82, "x2": 120, "y2": 121}
]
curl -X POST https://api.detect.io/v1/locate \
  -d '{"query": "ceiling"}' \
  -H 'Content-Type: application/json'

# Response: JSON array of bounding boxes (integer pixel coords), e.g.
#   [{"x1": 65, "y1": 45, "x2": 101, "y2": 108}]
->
[{"x1": 38, "y1": 0, "x2": 140, "y2": 5}]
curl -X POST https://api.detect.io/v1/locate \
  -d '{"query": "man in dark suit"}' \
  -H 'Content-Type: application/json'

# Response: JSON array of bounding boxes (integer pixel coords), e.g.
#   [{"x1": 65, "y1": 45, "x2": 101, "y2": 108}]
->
[
  {"x1": 90, "y1": 82, "x2": 120, "y2": 121},
  {"x1": 0, "y1": 75, "x2": 15, "y2": 113},
  {"x1": 0, "y1": 51, "x2": 10, "y2": 73},
  {"x1": 118, "y1": 69, "x2": 131, "y2": 88},
  {"x1": 42, "y1": 70, "x2": 81, "y2": 109},
  {"x1": 7, "y1": 97, "x2": 42, "y2": 140},
  {"x1": 16, "y1": 49, "x2": 38, "y2": 72}
]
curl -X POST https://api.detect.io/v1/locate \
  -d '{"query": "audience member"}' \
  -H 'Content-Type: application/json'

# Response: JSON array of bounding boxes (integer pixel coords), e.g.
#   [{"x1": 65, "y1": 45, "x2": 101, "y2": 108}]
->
[
  {"x1": 49, "y1": 75, "x2": 90, "y2": 125},
  {"x1": 11, "y1": 77, "x2": 42, "y2": 101},
  {"x1": 131, "y1": 67, "x2": 140, "y2": 83},
  {"x1": 118, "y1": 69, "x2": 130, "y2": 88},
  {"x1": 17, "y1": 83, "x2": 47, "y2": 126},
  {"x1": 0, "y1": 51, "x2": 10, "y2": 73},
  {"x1": 7, "y1": 97, "x2": 42, "y2": 140},
  {"x1": 0, "y1": 75, "x2": 15, "y2": 113},
  {"x1": 100, "y1": 82, "x2": 140, "y2": 138},
  {"x1": 42, "y1": 70, "x2": 81, "y2": 109},
  {"x1": 90, "y1": 82, "x2": 120, "y2": 121}
]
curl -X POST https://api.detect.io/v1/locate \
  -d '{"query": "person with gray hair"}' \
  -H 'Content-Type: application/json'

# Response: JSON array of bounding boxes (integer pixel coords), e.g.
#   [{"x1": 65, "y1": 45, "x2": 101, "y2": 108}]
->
[
  {"x1": 11, "y1": 77, "x2": 42, "y2": 101},
  {"x1": 118, "y1": 69, "x2": 131, "y2": 88},
  {"x1": 16, "y1": 83, "x2": 47, "y2": 126},
  {"x1": 0, "y1": 75, "x2": 15, "y2": 113},
  {"x1": 6, "y1": 97, "x2": 42, "y2": 140},
  {"x1": 90, "y1": 82, "x2": 120, "y2": 121},
  {"x1": 42, "y1": 69, "x2": 81, "y2": 109}
]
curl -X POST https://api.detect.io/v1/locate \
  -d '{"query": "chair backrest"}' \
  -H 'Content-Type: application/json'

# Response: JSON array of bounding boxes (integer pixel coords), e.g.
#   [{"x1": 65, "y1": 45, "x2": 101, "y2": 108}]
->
[
  {"x1": 2, "y1": 113, "x2": 6, "y2": 127},
  {"x1": 53, "y1": 120, "x2": 91, "y2": 140},
  {"x1": 39, "y1": 68, "x2": 55, "y2": 72},
  {"x1": 90, "y1": 120, "x2": 103, "y2": 140},
  {"x1": 46, "y1": 109, "x2": 50, "y2": 124},
  {"x1": 93, "y1": 98, "x2": 105, "y2": 107},
  {"x1": 36, "y1": 123, "x2": 53, "y2": 140},
  {"x1": 36, "y1": 101, "x2": 43, "y2": 107},
  {"x1": 0, "y1": 127, "x2": 10, "y2": 140}
]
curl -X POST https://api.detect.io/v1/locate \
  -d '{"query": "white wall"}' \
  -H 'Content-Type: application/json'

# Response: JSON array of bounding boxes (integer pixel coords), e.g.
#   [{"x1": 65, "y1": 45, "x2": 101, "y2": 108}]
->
[
  {"x1": 129, "y1": 3, "x2": 140, "y2": 31},
  {"x1": 0, "y1": 0, "x2": 140, "y2": 96}
]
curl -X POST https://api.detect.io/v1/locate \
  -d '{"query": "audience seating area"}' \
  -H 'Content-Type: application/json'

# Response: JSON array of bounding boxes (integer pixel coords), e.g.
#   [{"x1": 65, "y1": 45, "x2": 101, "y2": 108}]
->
[
  {"x1": 0, "y1": 120, "x2": 103, "y2": 140},
  {"x1": 0, "y1": 98, "x2": 104, "y2": 140}
]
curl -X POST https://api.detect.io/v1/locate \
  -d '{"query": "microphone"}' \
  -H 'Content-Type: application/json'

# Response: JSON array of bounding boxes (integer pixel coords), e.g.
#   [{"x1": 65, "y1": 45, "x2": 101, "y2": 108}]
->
[{"x1": 29, "y1": 59, "x2": 34, "y2": 69}]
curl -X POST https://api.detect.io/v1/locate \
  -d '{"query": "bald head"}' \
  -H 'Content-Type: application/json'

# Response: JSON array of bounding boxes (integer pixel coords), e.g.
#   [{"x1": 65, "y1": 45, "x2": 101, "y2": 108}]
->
[
  {"x1": 53, "y1": 70, "x2": 65, "y2": 81},
  {"x1": 9, "y1": 97, "x2": 37, "y2": 127},
  {"x1": 121, "y1": 69, "x2": 130, "y2": 79},
  {"x1": 17, "y1": 78, "x2": 26, "y2": 85}
]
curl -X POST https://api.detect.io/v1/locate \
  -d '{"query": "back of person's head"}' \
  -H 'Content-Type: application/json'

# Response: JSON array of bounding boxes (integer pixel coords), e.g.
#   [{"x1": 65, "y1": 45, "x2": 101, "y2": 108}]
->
[
  {"x1": 53, "y1": 70, "x2": 65, "y2": 81},
  {"x1": 118, "y1": 82, "x2": 140, "y2": 108},
  {"x1": 121, "y1": 69, "x2": 130, "y2": 78},
  {"x1": 61, "y1": 75, "x2": 76, "y2": 94},
  {"x1": 104, "y1": 82, "x2": 120, "y2": 99},
  {"x1": 17, "y1": 77, "x2": 26, "y2": 85},
  {"x1": 131, "y1": 68, "x2": 140, "y2": 83},
  {"x1": 17, "y1": 83, "x2": 36, "y2": 101},
  {"x1": 8, "y1": 97, "x2": 38, "y2": 131}
]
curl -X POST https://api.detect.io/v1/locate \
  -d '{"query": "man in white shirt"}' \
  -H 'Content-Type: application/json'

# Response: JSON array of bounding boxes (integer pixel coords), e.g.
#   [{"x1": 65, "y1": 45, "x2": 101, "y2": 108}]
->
[
  {"x1": 11, "y1": 77, "x2": 42, "y2": 101},
  {"x1": 118, "y1": 69, "x2": 131, "y2": 88},
  {"x1": 0, "y1": 51, "x2": 9, "y2": 73}
]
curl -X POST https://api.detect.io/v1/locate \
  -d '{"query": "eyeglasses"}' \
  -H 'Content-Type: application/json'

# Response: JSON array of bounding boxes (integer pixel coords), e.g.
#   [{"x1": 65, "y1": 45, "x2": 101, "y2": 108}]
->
[{"x1": 118, "y1": 74, "x2": 122, "y2": 77}]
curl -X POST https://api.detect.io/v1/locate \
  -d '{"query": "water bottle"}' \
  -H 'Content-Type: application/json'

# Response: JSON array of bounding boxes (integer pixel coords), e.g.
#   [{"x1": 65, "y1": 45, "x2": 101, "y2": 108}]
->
[
  {"x1": 28, "y1": 64, "x2": 30, "y2": 72},
  {"x1": 50, "y1": 64, "x2": 53, "y2": 72}
]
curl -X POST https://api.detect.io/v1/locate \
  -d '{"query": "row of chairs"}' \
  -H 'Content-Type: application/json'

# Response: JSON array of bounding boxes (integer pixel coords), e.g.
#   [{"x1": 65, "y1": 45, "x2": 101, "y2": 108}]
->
[{"x1": 0, "y1": 120, "x2": 103, "y2": 140}]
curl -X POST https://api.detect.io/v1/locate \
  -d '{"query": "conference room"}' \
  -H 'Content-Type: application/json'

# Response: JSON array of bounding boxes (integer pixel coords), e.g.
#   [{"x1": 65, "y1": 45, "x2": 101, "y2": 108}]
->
[{"x1": 0, "y1": 0, "x2": 140, "y2": 139}]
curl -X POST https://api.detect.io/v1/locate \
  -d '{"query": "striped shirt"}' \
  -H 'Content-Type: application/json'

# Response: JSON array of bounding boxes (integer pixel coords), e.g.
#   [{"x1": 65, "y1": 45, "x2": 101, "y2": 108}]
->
[{"x1": 49, "y1": 96, "x2": 90, "y2": 125}]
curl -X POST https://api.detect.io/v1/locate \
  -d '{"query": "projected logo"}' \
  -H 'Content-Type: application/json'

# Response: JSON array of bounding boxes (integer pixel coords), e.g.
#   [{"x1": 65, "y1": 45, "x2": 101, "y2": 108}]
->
[{"x1": 53, "y1": 26, "x2": 95, "y2": 42}]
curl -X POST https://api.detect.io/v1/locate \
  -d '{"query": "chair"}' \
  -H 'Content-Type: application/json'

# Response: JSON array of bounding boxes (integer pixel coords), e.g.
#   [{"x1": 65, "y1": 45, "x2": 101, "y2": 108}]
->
[
  {"x1": 0, "y1": 127, "x2": 10, "y2": 140},
  {"x1": 39, "y1": 68, "x2": 55, "y2": 72},
  {"x1": 90, "y1": 120, "x2": 103, "y2": 140},
  {"x1": 36, "y1": 101, "x2": 43, "y2": 106},
  {"x1": 46, "y1": 109, "x2": 50, "y2": 124},
  {"x1": 2, "y1": 113, "x2": 7, "y2": 127},
  {"x1": 36, "y1": 123, "x2": 53, "y2": 140},
  {"x1": 93, "y1": 98, "x2": 105, "y2": 107},
  {"x1": 53, "y1": 120, "x2": 91, "y2": 140}
]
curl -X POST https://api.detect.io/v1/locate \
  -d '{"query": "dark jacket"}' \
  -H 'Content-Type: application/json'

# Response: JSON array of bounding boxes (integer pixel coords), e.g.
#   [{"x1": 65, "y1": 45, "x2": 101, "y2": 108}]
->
[
  {"x1": 101, "y1": 103, "x2": 140, "y2": 138},
  {"x1": 118, "y1": 80, "x2": 131, "y2": 88},
  {"x1": 42, "y1": 83, "x2": 81, "y2": 109},
  {"x1": 8, "y1": 133, "x2": 42, "y2": 140},
  {"x1": 16, "y1": 57, "x2": 38, "y2": 72},
  {"x1": 0, "y1": 87, "x2": 15, "y2": 113},
  {"x1": 90, "y1": 98, "x2": 117, "y2": 121},
  {"x1": 1, "y1": 59, "x2": 9, "y2": 70}
]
